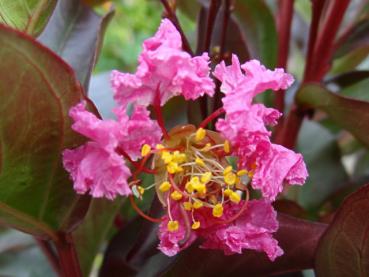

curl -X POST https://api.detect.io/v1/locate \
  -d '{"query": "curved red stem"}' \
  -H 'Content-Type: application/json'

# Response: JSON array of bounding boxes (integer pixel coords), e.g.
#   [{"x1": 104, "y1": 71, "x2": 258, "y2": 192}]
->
[
  {"x1": 129, "y1": 195, "x2": 163, "y2": 223},
  {"x1": 199, "y1": 107, "x2": 225, "y2": 129}
]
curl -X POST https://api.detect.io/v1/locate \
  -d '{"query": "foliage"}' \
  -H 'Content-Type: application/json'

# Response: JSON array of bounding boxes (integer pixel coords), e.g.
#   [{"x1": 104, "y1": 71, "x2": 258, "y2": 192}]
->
[{"x1": 0, "y1": 0, "x2": 369, "y2": 276}]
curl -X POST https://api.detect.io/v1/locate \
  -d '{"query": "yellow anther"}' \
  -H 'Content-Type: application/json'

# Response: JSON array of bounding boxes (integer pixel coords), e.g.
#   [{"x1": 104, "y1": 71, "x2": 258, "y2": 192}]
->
[
  {"x1": 185, "y1": 181, "x2": 194, "y2": 193},
  {"x1": 223, "y1": 165, "x2": 233, "y2": 176},
  {"x1": 237, "y1": 169, "x2": 248, "y2": 176},
  {"x1": 192, "y1": 221, "x2": 201, "y2": 230},
  {"x1": 171, "y1": 190, "x2": 183, "y2": 201},
  {"x1": 229, "y1": 191, "x2": 241, "y2": 203},
  {"x1": 212, "y1": 203, "x2": 223, "y2": 217},
  {"x1": 161, "y1": 151, "x2": 173, "y2": 164},
  {"x1": 167, "y1": 162, "x2": 183, "y2": 174},
  {"x1": 167, "y1": 220, "x2": 179, "y2": 232},
  {"x1": 200, "y1": 143, "x2": 212, "y2": 152},
  {"x1": 224, "y1": 140, "x2": 231, "y2": 153},
  {"x1": 159, "y1": 181, "x2": 171, "y2": 192},
  {"x1": 172, "y1": 151, "x2": 187, "y2": 164},
  {"x1": 183, "y1": 201, "x2": 192, "y2": 211},
  {"x1": 141, "y1": 144, "x2": 151, "y2": 157},
  {"x1": 156, "y1": 144, "x2": 165, "y2": 150},
  {"x1": 193, "y1": 182, "x2": 206, "y2": 194},
  {"x1": 137, "y1": 186, "x2": 145, "y2": 195},
  {"x1": 224, "y1": 172, "x2": 237, "y2": 186},
  {"x1": 195, "y1": 157, "x2": 206, "y2": 167},
  {"x1": 193, "y1": 200, "x2": 203, "y2": 209},
  {"x1": 224, "y1": 188, "x2": 233, "y2": 197},
  {"x1": 195, "y1": 128, "x2": 206, "y2": 141},
  {"x1": 201, "y1": 172, "x2": 212, "y2": 184}
]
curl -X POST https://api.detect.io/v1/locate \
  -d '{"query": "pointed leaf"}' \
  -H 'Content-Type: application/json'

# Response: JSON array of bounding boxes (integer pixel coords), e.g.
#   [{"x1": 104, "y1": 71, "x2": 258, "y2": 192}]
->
[
  {"x1": 0, "y1": 24, "x2": 95, "y2": 240},
  {"x1": 38, "y1": 0, "x2": 115, "y2": 90},
  {"x1": 315, "y1": 184, "x2": 369, "y2": 276},
  {"x1": 297, "y1": 84, "x2": 369, "y2": 149},
  {"x1": 0, "y1": 0, "x2": 56, "y2": 36}
]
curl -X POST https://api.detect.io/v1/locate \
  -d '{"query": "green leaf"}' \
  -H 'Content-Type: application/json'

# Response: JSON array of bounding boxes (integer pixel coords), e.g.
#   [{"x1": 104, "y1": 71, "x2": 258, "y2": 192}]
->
[
  {"x1": 233, "y1": 0, "x2": 277, "y2": 67},
  {"x1": 74, "y1": 198, "x2": 123, "y2": 276},
  {"x1": 315, "y1": 184, "x2": 369, "y2": 276},
  {"x1": 38, "y1": 0, "x2": 115, "y2": 90},
  {"x1": 0, "y1": 24, "x2": 95, "y2": 240},
  {"x1": 297, "y1": 84, "x2": 369, "y2": 149},
  {"x1": 296, "y1": 121, "x2": 349, "y2": 210},
  {"x1": 0, "y1": 0, "x2": 56, "y2": 36}
]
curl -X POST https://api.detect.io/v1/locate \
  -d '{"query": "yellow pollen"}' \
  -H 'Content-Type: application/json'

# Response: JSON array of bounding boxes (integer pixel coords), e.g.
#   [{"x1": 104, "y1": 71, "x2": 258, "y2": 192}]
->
[
  {"x1": 212, "y1": 203, "x2": 223, "y2": 217},
  {"x1": 224, "y1": 172, "x2": 237, "y2": 186},
  {"x1": 195, "y1": 157, "x2": 206, "y2": 167},
  {"x1": 185, "y1": 181, "x2": 194, "y2": 193},
  {"x1": 167, "y1": 220, "x2": 179, "y2": 232},
  {"x1": 167, "y1": 162, "x2": 183, "y2": 174},
  {"x1": 237, "y1": 169, "x2": 248, "y2": 176},
  {"x1": 195, "y1": 128, "x2": 206, "y2": 141},
  {"x1": 161, "y1": 151, "x2": 173, "y2": 164},
  {"x1": 229, "y1": 191, "x2": 241, "y2": 203},
  {"x1": 137, "y1": 186, "x2": 145, "y2": 195},
  {"x1": 193, "y1": 182, "x2": 206, "y2": 194},
  {"x1": 192, "y1": 221, "x2": 201, "y2": 230},
  {"x1": 141, "y1": 144, "x2": 151, "y2": 157},
  {"x1": 200, "y1": 143, "x2": 212, "y2": 152},
  {"x1": 156, "y1": 144, "x2": 165, "y2": 150},
  {"x1": 223, "y1": 165, "x2": 233, "y2": 176},
  {"x1": 172, "y1": 151, "x2": 186, "y2": 163},
  {"x1": 183, "y1": 201, "x2": 192, "y2": 211},
  {"x1": 201, "y1": 172, "x2": 212, "y2": 184},
  {"x1": 224, "y1": 140, "x2": 231, "y2": 153},
  {"x1": 159, "y1": 181, "x2": 171, "y2": 192},
  {"x1": 224, "y1": 188, "x2": 233, "y2": 197},
  {"x1": 193, "y1": 200, "x2": 203, "y2": 209},
  {"x1": 171, "y1": 190, "x2": 183, "y2": 201}
]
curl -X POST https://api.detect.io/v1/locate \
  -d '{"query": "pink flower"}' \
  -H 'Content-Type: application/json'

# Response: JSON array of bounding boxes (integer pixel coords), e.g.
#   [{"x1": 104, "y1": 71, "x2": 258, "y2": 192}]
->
[
  {"x1": 63, "y1": 102, "x2": 162, "y2": 199},
  {"x1": 214, "y1": 55, "x2": 307, "y2": 201},
  {"x1": 111, "y1": 19, "x2": 214, "y2": 108},
  {"x1": 199, "y1": 200, "x2": 283, "y2": 261}
]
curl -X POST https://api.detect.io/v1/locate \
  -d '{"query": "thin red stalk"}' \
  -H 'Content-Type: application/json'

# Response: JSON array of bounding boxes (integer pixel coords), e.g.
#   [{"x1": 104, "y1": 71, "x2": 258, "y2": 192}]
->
[
  {"x1": 202, "y1": 0, "x2": 221, "y2": 53},
  {"x1": 309, "y1": 0, "x2": 351, "y2": 81},
  {"x1": 160, "y1": 0, "x2": 194, "y2": 56},
  {"x1": 274, "y1": 0, "x2": 294, "y2": 113},
  {"x1": 153, "y1": 86, "x2": 170, "y2": 140},
  {"x1": 129, "y1": 195, "x2": 163, "y2": 223},
  {"x1": 303, "y1": 0, "x2": 327, "y2": 82},
  {"x1": 55, "y1": 233, "x2": 82, "y2": 277},
  {"x1": 36, "y1": 238, "x2": 61, "y2": 276},
  {"x1": 116, "y1": 147, "x2": 157, "y2": 174},
  {"x1": 199, "y1": 107, "x2": 225, "y2": 129}
]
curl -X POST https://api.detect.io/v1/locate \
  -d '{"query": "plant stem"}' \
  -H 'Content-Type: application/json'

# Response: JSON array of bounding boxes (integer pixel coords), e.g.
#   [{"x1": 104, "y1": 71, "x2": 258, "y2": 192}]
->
[
  {"x1": 55, "y1": 233, "x2": 82, "y2": 277},
  {"x1": 160, "y1": 0, "x2": 194, "y2": 56},
  {"x1": 199, "y1": 107, "x2": 225, "y2": 129},
  {"x1": 36, "y1": 238, "x2": 61, "y2": 276}
]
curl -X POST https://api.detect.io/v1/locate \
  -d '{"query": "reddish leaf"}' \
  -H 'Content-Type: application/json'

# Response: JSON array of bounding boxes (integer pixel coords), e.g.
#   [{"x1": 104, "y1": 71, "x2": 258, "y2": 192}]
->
[{"x1": 315, "y1": 184, "x2": 369, "y2": 276}]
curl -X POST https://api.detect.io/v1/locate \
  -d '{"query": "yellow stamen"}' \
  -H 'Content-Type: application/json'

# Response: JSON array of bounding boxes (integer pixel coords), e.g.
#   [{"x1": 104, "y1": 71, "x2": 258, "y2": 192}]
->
[
  {"x1": 161, "y1": 151, "x2": 172, "y2": 164},
  {"x1": 167, "y1": 220, "x2": 179, "y2": 232},
  {"x1": 156, "y1": 144, "x2": 165, "y2": 150},
  {"x1": 223, "y1": 165, "x2": 233, "y2": 176},
  {"x1": 195, "y1": 157, "x2": 206, "y2": 167},
  {"x1": 159, "y1": 181, "x2": 171, "y2": 192},
  {"x1": 201, "y1": 172, "x2": 212, "y2": 184},
  {"x1": 212, "y1": 203, "x2": 223, "y2": 217},
  {"x1": 171, "y1": 190, "x2": 183, "y2": 201},
  {"x1": 192, "y1": 221, "x2": 200, "y2": 230},
  {"x1": 185, "y1": 181, "x2": 194, "y2": 193},
  {"x1": 172, "y1": 151, "x2": 187, "y2": 163},
  {"x1": 224, "y1": 172, "x2": 237, "y2": 186},
  {"x1": 224, "y1": 140, "x2": 231, "y2": 153},
  {"x1": 193, "y1": 200, "x2": 203, "y2": 209},
  {"x1": 229, "y1": 191, "x2": 241, "y2": 203},
  {"x1": 167, "y1": 162, "x2": 183, "y2": 174},
  {"x1": 141, "y1": 144, "x2": 151, "y2": 157},
  {"x1": 183, "y1": 201, "x2": 192, "y2": 211},
  {"x1": 237, "y1": 169, "x2": 248, "y2": 176},
  {"x1": 137, "y1": 186, "x2": 145, "y2": 195},
  {"x1": 195, "y1": 128, "x2": 206, "y2": 141},
  {"x1": 193, "y1": 182, "x2": 206, "y2": 194},
  {"x1": 200, "y1": 143, "x2": 212, "y2": 152},
  {"x1": 224, "y1": 188, "x2": 233, "y2": 197}
]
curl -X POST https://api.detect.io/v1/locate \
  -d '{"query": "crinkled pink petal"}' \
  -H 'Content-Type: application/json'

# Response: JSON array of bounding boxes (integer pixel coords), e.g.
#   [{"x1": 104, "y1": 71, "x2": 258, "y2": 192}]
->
[
  {"x1": 115, "y1": 105, "x2": 162, "y2": 160},
  {"x1": 199, "y1": 200, "x2": 283, "y2": 261},
  {"x1": 111, "y1": 19, "x2": 214, "y2": 108},
  {"x1": 69, "y1": 102, "x2": 122, "y2": 151},
  {"x1": 158, "y1": 202, "x2": 197, "y2": 256},
  {"x1": 63, "y1": 142, "x2": 131, "y2": 200},
  {"x1": 252, "y1": 144, "x2": 308, "y2": 201}
]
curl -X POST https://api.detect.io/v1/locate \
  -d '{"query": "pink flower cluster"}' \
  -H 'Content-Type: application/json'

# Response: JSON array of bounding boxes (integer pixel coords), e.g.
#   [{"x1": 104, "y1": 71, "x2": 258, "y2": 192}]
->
[{"x1": 63, "y1": 19, "x2": 308, "y2": 260}]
